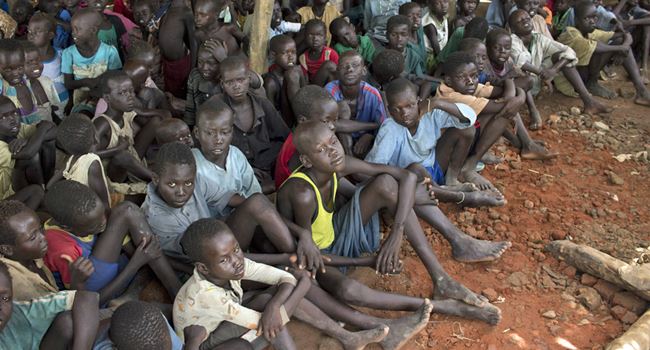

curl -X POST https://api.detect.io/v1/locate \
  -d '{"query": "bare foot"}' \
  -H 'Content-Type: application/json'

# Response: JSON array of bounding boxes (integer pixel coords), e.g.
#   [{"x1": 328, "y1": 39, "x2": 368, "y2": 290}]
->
[
  {"x1": 529, "y1": 108, "x2": 542, "y2": 130},
  {"x1": 587, "y1": 82, "x2": 617, "y2": 99},
  {"x1": 481, "y1": 151, "x2": 503, "y2": 165},
  {"x1": 340, "y1": 325, "x2": 389, "y2": 350},
  {"x1": 520, "y1": 141, "x2": 559, "y2": 161},
  {"x1": 441, "y1": 182, "x2": 478, "y2": 192},
  {"x1": 583, "y1": 101, "x2": 613, "y2": 115},
  {"x1": 635, "y1": 94, "x2": 650, "y2": 107},
  {"x1": 461, "y1": 169, "x2": 494, "y2": 190},
  {"x1": 433, "y1": 299, "x2": 502, "y2": 325},
  {"x1": 451, "y1": 236, "x2": 512, "y2": 263},
  {"x1": 434, "y1": 275, "x2": 486, "y2": 307},
  {"x1": 461, "y1": 189, "x2": 505, "y2": 207},
  {"x1": 381, "y1": 300, "x2": 433, "y2": 350}
]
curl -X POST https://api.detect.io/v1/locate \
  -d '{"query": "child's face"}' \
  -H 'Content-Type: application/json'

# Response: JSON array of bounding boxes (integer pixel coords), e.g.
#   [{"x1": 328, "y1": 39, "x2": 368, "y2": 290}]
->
[
  {"x1": 85, "y1": 0, "x2": 109, "y2": 12},
  {"x1": 24, "y1": 50, "x2": 44, "y2": 80},
  {"x1": 67, "y1": 196, "x2": 107, "y2": 237},
  {"x1": 158, "y1": 123, "x2": 194, "y2": 148},
  {"x1": 576, "y1": 4, "x2": 598, "y2": 33},
  {"x1": 333, "y1": 22, "x2": 358, "y2": 48},
  {"x1": 124, "y1": 62, "x2": 149, "y2": 91},
  {"x1": 221, "y1": 65, "x2": 250, "y2": 101},
  {"x1": 0, "y1": 271, "x2": 13, "y2": 332},
  {"x1": 461, "y1": 0, "x2": 478, "y2": 14},
  {"x1": 301, "y1": 99, "x2": 339, "y2": 130},
  {"x1": 194, "y1": 0, "x2": 219, "y2": 29},
  {"x1": 531, "y1": 0, "x2": 541, "y2": 12},
  {"x1": 488, "y1": 34, "x2": 512, "y2": 66},
  {"x1": 28, "y1": 18, "x2": 55, "y2": 48},
  {"x1": 509, "y1": 11, "x2": 533, "y2": 36},
  {"x1": 2, "y1": 209, "x2": 48, "y2": 261},
  {"x1": 39, "y1": 0, "x2": 63, "y2": 14},
  {"x1": 555, "y1": 0, "x2": 571, "y2": 12},
  {"x1": 105, "y1": 77, "x2": 136, "y2": 113},
  {"x1": 429, "y1": 0, "x2": 449, "y2": 18},
  {"x1": 403, "y1": 6, "x2": 422, "y2": 29},
  {"x1": 272, "y1": 41, "x2": 297, "y2": 70},
  {"x1": 271, "y1": 1, "x2": 282, "y2": 28},
  {"x1": 10, "y1": 3, "x2": 32, "y2": 24},
  {"x1": 305, "y1": 24, "x2": 326, "y2": 51},
  {"x1": 337, "y1": 55, "x2": 365, "y2": 86},
  {"x1": 197, "y1": 232, "x2": 245, "y2": 281},
  {"x1": 387, "y1": 24, "x2": 410, "y2": 52},
  {"x1": 516, "y1": 0, "x2": 537, "y2": 17},
  {"x1": 387, "y1": 89, "x2": 419, "y2": 130},
  {"x1": 133, "y1": 2, "x2": 154, "y2": 28},
  {"x1": 0, "y1": 51, "x2": 25, "y2": 87},
  {"x1": 197, "y1": 48, "x2": 220, "y2": 81},
  {"x1": 154, "y1": 162, "x2": 196, "y2": 208},
  {"x1": 301, "y1": 125, "x2": 346, "y2": 173},
  {"x1": 64, "y1": 0, "x2": 80, "y2": 9},
  {"x1": 445, "y1": 63, "x2": 479, "y2": 95},
  {"x1": 71, "y1": 14, "x2": 99, "y2": 44},
  {"x1": 468, "y1": 43, "x2": 487, "y2": 72},
  {"x1": 195, "y1": 111, "x2": 234, "y2": 163},
  {"x1": 0, "y1": 100, "x2": 20, "y2": 138}
]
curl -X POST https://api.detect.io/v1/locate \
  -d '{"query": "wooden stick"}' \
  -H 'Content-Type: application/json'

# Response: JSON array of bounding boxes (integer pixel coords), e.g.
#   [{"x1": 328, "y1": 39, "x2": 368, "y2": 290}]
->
[
  {"x1": 606, "y1": 309, "x2": 650, "y2": 350},
  {"x1": 545, "y1": 240, "x2": 650, "y2": 301},
  {"x1": 248, "y1": 0, "x2": 274, "y2": 74}
]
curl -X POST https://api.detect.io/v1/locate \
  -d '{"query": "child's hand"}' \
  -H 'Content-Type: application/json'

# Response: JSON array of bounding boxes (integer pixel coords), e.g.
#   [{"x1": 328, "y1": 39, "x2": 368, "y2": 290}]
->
[
  {"x1": 415, "y1": 178, "x2": 438, "y2": 206},
  {"x1": 203, "y1": 39, "x2": 229, "y2": 62},
  {"x1": 353, "y1": 134, "x2": 374, "y2": 158},
  {"x1": 284, "y1": 65, "x2": 303, "y2": 82},
  {"x1": 116, "y1": 136, "x2": 130, "y2": 150},
  {"x1": 296, "y1": 236, "x2": 326, "y2": 275},
  {"x1": 62, "y1": 254, "x2": 95, "y2": 290},
  {"x1": 258, "y1": 305, "x2": 284, "y2": 340},
  {"x1": 8, "y1": 138, "x2": 28, "y2": 155},
  {"x1": 376, "y1": 224, "x2": 403, "y2": 275},
  {"x1": 539, "y1": 67, "x2": 558, "y2": 82},
  {"x1": 132, "y1": 236, "x2": 163, "y2": 266},
  {"x1": 183, "y1": 325, "x2": 207, "y2": 343}
]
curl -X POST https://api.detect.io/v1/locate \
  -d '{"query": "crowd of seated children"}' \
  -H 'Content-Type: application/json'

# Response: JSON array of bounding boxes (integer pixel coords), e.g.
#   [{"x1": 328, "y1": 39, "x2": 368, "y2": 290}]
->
[{"x1": 0, "y1": 0, "x2": 647, "y2": 347}]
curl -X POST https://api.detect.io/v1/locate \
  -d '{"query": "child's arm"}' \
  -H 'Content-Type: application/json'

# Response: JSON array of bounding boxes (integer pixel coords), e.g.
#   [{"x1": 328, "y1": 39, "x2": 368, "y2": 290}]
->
[
  {"x1": 71, "y1": 290, "x2": 100, "y2": 350},
  {"x1": 88, "y1": 160, "x2": 111, "y2": 213},
  {"x1": 92, "y1": 118, "x2": 130, "y2": 158},
  {"x1": 613, "y1": 0, "x2": 629, "y2": 15},
  {"x1": 63, "y1": 73, "x2": 98, "y2": 91},
  {"x1": 423, "y1": 98, "x2": 472, "y2": 123},
  {"x1": 423, "y1": 23, "x2": 441, "y2": 54},
  {"x1": 258, "y1": 273, "x2": 310, "y2": 340},
  {"x1": 11, "y1": 121, "x2": 56, "y2": 160},
  {"x1": 340, "y1": 158, "x2": 417, "y2": 274},
  {"x1": 183, "y1": 325, "x2": 208, "y2": 350},
  {"x1": 593, "y1": 32, "x2": 633, "y2": 53},
  {"x1": 184, "y1": 10, "x2": 198, "y2": 66}
]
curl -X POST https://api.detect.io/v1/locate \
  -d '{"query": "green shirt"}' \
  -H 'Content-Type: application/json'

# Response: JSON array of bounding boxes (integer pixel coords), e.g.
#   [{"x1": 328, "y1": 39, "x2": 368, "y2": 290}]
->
[
  {"x1": 436, "y1": 26, "x2": 465, "y2": 64},
  {"x1": 334, "y1": 35, "x2": 377, "y2": 64}
]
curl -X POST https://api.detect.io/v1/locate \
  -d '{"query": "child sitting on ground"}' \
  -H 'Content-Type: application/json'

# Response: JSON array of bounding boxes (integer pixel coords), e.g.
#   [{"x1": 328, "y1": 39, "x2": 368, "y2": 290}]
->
[
  {"x1": 0, "y1": 39, "x2": 51, "y2": 124},
  {"x1": 436, "y1": 17, "x2": 489, "y2": 68},
  {"x1": 297, "y1": 0, "x2": 340, "y2": 45},
  {"x1": 386, "y1": 15, "x2": 436, "y2": 99},
  {"x1": 157, "y1": 0, "x2": 197, "y2": 98},
  {"x1": 367, "y1": 48, "x2": 405, "y2": 91},
  {"x1": 435, "y1": 51, "x2": 526, "y2": 190},
  {"x1": 36, "y1": 0, "x2": 72, "y2": 51},
  {"x1": 22, "y1": 41, "x2": 61, "y2": 123},
  {"x1": 43, "y1": 180, "x2": 182, "y2": 304},
  {"x1": 423, "y1": 0, "x2": 450, "y2": 59},
  {"x1": 28, "y1": 13, "x2": 69, "y2": 116},
  {"x1": 193, "y1": 0, "x2": 245, "y2": 53},
  {"x1": 62, "y1": 9, "x2": 122, "y2": 115},
  {"x1": 155, "y1": 118, "x2": 194, "y2": 148},
  {"x1": 9, "y1": 0, "x2": 33, "y2": 40},
  {"x1": 0, "y1": 96, "x2": 53, "y2": 209},
  {"x1": 557, "y1": 1, "x2": 650, "y2": 106},
  {"x1": 175, "y1": 218, "x2": 392, "y2": 349},
  {"x1": 0, "y1": 260, "x2": 100, "y2": 350},
  {"x1": 264, "y1": 35, "x2": 306, "y2": 127},
  {"x1": 454, "y1": 0, "x2": 479, "y2": 29},
  {"x1": 212, "y1": 56, "x2": 290, "y2": 192},
  {"x1": 93, "y1": 71, "x2": 158, "y2": 185},
  {"x1": 85, "y1": 0, "x2": 138, "y2": 61},
  {"x1": 325, "y1": 51, "x2": 385, "y2": 158},
  {"x1": 400, "y1": 2, "x2": 435, "y2": 73},
  {"x1": 329, "y1": 17, "x2": 376, "y2": 65},
  {"x1": 299, "y1": 19, "x2": 339, "y2": 86},
  {"x1": 513, "y1": 0, "x2": 553, "y2": 38}
]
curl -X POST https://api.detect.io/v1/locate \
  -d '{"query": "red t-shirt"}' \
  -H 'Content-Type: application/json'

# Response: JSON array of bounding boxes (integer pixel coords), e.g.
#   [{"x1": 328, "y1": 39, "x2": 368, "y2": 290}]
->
[
  {"x1": 274, "y1": 133, "x2": 297, "y2": 188},
  {"x1": 299, "y1": 47, "x2": 339, "y2": 80}
]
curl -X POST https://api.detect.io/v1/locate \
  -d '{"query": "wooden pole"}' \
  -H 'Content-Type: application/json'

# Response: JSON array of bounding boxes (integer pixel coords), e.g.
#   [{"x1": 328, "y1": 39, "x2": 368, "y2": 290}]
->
[
  {"x1": 249, "y1": 0, "x2": 274, "y2": 74},
  {"x1": 606, "y1": 308, "x2": 650, "y2": 350},
  {"x1": 545, "y1": 241, "x2": 650, "y2": 301}
]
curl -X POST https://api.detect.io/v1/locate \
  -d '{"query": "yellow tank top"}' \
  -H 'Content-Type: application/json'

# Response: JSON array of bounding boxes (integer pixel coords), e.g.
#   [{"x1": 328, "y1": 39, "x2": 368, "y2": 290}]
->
[{"x1": 286, "y1": 171, "x2": 338, "y2": 249}]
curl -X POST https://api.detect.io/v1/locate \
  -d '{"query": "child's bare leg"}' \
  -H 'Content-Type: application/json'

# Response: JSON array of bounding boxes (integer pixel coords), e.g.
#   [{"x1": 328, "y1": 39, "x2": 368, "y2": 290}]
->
[
  {"x1": 133, "y1": 116, "x2": 162, "y2": 158},
  {"x1": 643, "y1": 26, "x2": 650, "y2": 76},
  {"x1": 513, "y1": 114, "x2": 558, "y2": 161},
  {"x1": 525, "y1": 90, "x2": 542, "y2": 130},
  {"x1": 358, "y1": 174, "x2": 485, "y2": 306},
  {"x1": 581, "y1": 50, "x2": 618, "y2": 99},
  {"x1": 413, "y1": 205, "x2": 510, "y2": 262},
  {"x1": 434, "y1": 127, "x2": 474, "y2": 189},
  {"x1": 620, "y1": 46, "x2": 650, "y2": 105},
  {"x1": 428, "y1": 184, "x2": 505, "y2": 207},
  {"x1": 311, "y1": 61, "x2": 337, "y2": 86},
  {"x1": 460, "y1": 114, "x2": 509, "y2": 190},
  {"x1": 41, "y1": 291, "x2": 99, "y2": 350},
  {"x1": 107, "y1": 150, "x2": 154, "y2": 182},
  {"x1": 13, "y1": 156, "x2": 44, "y2": 189},
  {"x1": 225, "y1": 193, "x2": 296, "y2": 253},
  {"x1": 93, "y1": 202, "x2": 181, "y2": 298},
  {"x1": 561, "y1": 65, "x2": 612, "y2": 114},
  {"x1": 211, "y1": 339, "x2": 254, "y2": 350},
  {"x1": 8, "y1": 184, "x2": 43, "y2": 210}
]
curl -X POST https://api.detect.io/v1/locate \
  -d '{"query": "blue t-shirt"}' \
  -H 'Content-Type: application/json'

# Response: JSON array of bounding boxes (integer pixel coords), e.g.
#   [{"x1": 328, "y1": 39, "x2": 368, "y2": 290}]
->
[
  {"x1": 53, "y1": 9, "x2": 72, "y2": 50},
  {"x1": 365, "y1": 103, "x2": 476, "y2": 169},
  {"x1": 61, "y1": 42, "x2": 122, "y2": 79},
  {"x1": 325, "y1": 80, "x2": 387, "y2": 140}
]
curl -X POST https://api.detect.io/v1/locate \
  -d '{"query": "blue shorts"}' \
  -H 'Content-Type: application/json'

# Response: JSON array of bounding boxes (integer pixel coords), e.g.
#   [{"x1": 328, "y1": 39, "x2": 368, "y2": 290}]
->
[
  {"x1": 425, "y1": 160, "x2": 445, "y2": 185},
  {"x1": 77, "y1": 237, "x2": 129, "y2": 292}
]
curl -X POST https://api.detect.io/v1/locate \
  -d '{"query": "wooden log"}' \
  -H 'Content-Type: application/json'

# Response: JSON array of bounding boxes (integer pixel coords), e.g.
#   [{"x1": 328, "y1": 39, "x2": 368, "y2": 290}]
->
[
  {"x1": 544, "y1": 240, "x2": 650, "y2": 301},
  {"x1": 248, "y1": 0, "x2": 274, "y2": 74},
  {"x1": 606, "y1": 308, "x2": 650, "y2": 350}
]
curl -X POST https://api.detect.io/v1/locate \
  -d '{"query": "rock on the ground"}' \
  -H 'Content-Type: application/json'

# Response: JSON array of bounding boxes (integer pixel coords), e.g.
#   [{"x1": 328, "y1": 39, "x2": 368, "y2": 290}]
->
[
  {"x1": 576, "y1": 286, "x2": 602, "y2": 311},
  {"x1": 551, "y1": 231, "x2": 566, "y2": 240},
  {"x1": 593, "y1": 121, "x2": 610, "y2": 131},
  {"x1": 606, "y1": 171, "x2": 625, "y2": 186},
  {"x1": 542, "y1": 310, "x2": 557, "y2": 319},
  {"x1": 593, "y1": 279, "x2": 621, "y2": 302},
  {"x1": 611, "y1": 305, "x2": 628, "y2": 320},
  {"x1": 621, "y1": 311, "x2": 639, "y2": 325},
  {"x1": 482, "y1": 288, "x2": 499, "y2": 302},
  {"x1": 524, "y1": 200, "x2": 535, "y2": 209},
  {"x1": 580, "y1": 274, "x2": 598, "y2": 286},
  {"x1": 570, "y1": 107, "x2": 581, "y2": 115},
  {"x1": 507, "y1": 272, "x2": 529, "y2": 287},
  {"x1": 612, "y1": 291, "x2": 648, "y2": 315}
]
